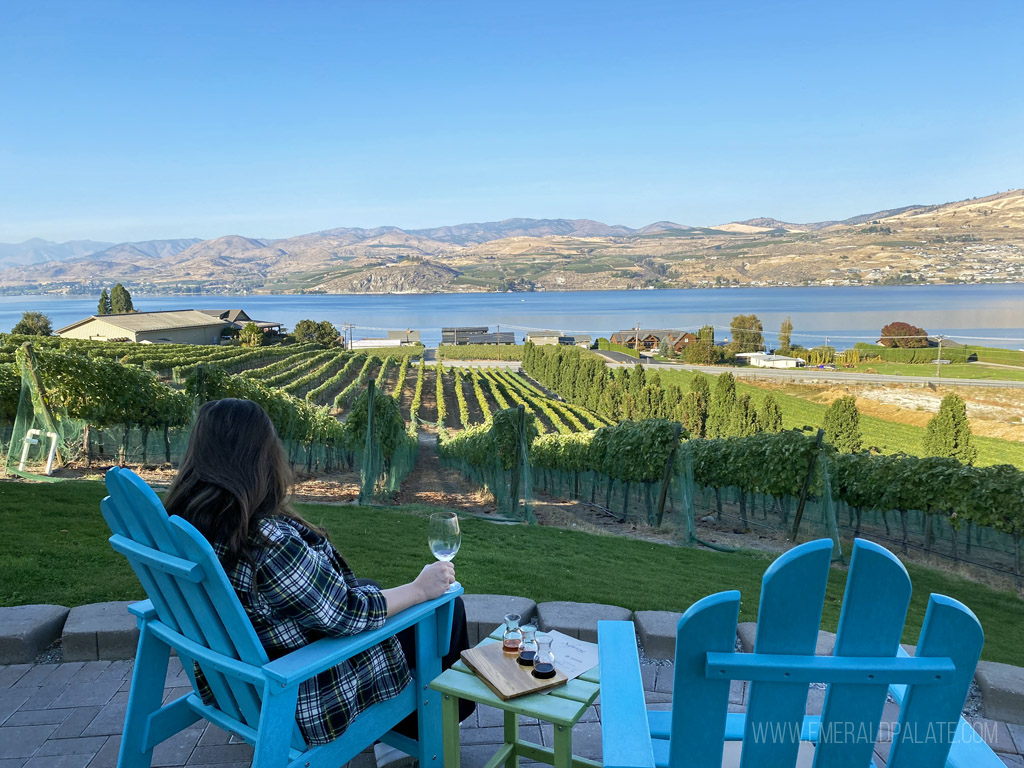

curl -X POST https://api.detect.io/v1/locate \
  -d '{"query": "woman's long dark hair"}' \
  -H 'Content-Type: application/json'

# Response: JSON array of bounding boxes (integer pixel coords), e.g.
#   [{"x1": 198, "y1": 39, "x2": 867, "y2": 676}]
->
[{"x1": 164, "y1": 398, "x2": 322, "y2": 562}]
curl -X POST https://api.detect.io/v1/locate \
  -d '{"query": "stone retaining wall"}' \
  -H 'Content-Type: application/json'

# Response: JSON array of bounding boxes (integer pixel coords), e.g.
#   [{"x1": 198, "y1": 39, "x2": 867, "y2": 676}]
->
[{"x1": 5, "y1": 595, "x2": 1023, "y2": 725}]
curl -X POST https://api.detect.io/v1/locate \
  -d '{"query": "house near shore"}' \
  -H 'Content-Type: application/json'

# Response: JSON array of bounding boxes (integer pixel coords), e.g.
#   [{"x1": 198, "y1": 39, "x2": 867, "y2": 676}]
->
[
  {"x1": 609, "y1": 329, "x2": 697, "y2": 354},
  {"x1": 524, "y1": 330, "x2": 593, "y2": 348},
  {"x1": 466, "y1": 332, "x2": 516, "y2": 345},
  {"x1": 351, "y1": 338, "x2": 404, "y2": 349},
  {"x1": 387, "y1": 330, "x2": 421, "y2": 344},
  {"x1": 441, "y1": 327, "x2": 515, "y2": 345},
  {"x1": 198, "y1": 309, "x2": 284, "y2": 335},
  {"x1": 874, "y1": 335, "x2": 964, "y2": 348},
  {"x1": 57, "y1": 309, "x2": 282, "y2": 344},
  {"x1": 737, "y1": 352, "x2": 805, "y2": 368}
]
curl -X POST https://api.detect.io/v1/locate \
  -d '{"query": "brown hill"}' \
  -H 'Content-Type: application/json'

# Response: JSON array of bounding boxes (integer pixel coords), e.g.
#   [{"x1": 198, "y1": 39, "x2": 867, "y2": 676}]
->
[{"x1": 2, "y1": 192, "x2": 1021, "y2": 294}]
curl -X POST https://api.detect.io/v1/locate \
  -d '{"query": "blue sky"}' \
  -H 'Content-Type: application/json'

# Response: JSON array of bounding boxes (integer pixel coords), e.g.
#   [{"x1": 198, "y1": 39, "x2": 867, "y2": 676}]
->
[{"x1": 1, "y1": 0, "x2": 1022, "y2": 243}]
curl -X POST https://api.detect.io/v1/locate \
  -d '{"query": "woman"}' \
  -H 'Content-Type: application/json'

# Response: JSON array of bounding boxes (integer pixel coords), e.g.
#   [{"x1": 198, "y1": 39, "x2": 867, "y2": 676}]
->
[{"x1": 163, "y1": 397, "x2": 473, "y2": 757}]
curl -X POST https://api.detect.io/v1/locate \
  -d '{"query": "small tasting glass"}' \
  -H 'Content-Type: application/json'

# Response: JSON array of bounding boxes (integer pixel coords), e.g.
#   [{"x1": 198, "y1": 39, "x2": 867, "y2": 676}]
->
[
  {"x1": 532, "y1": 636, "x2": 556, "y2": 679},
  {"x1": 517, "y1": 624, "x2": 538, "y2": 666},
  {"x1": 502, "y1": 614, "x2": 523, "y2": 655}
]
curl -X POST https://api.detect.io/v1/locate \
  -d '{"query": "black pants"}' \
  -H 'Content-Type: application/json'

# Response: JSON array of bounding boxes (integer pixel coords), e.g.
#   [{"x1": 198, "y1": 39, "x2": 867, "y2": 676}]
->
[{"x1": 354, "y1": 580, "x2": 476, "y2": 739}]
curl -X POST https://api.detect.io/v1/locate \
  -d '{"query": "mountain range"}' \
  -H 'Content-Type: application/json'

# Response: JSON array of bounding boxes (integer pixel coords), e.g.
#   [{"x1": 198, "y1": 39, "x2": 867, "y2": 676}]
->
[{"x1": 1, "y1": 190, "x2": 1021, "y2": 294}]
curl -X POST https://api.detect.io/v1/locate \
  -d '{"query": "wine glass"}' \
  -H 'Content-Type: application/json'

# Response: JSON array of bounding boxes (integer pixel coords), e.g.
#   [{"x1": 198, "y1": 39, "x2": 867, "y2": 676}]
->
[{"x1": 428, "y1": 512, "x2": 461, "y2": 593}]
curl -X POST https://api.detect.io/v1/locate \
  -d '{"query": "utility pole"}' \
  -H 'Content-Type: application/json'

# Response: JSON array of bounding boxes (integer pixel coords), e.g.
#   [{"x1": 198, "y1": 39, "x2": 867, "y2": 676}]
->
[
  {"x1": 936, "y1": 335, "x2": 943, "y2": 378},
  {"x1": 497, "y1": 324, "x2": 501, "y2": 361}
]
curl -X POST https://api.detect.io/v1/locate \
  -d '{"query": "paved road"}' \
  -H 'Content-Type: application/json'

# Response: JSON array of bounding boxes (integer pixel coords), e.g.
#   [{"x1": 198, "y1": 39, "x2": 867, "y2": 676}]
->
[{"x1": 593, "y1": 350, "x2": 641, "y2": 365}]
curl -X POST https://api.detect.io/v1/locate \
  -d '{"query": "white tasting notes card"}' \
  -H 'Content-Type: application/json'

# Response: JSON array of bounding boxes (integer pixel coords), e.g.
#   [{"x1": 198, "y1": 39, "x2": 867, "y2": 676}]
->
[{"x1": 544, "y1": 630, "x2": 599, "y2": 681}]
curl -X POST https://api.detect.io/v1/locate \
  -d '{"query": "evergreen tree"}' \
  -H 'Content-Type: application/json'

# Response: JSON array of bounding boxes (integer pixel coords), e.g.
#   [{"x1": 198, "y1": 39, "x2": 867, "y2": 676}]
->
[
  {"x1": 315, "y1": 320, "x2": 340, "y2": 345},
  {"x1": 643, "y1": 384, "x2": 665, "y2": 419},
  {"x1": 677, "y1": 391, "x2": 708, "y2": 438},
  {"x1": 619, "y1": 390, "x2": 637, "y2": 421},
  {"x1": 706, "y1": 372, "x2": 737, "y2": 438},
  {"x1": 728, "y1": 394, "x2": 760, "y2": 437},
  {"x1": 585, "y1": 365, "x2": 606, "y2": 412},
  {"x1": 697, "y1": 325, "x2": 715, "y2": 344},
  {"x1": 778, "y1": 316, "x2": 793, "y2": 353},
  {"x1": 598, "y1": 380, "x2": 622, "y2": 421},
  {"x1": 97, "y1": 289, "x2": 112, "y2": 315},
  {"x1": 690, "y1": 372, "x2": 711, "y2": 403},
  {"x1": 293, "y1": 319, "x2": 318, "y2": 343},
  {"x1": 109, "y1": 283, "x2": 134, "y2": 314},
  {"x1": 758, "y1": 392, "x2": 783, "y2": 433},
  {"x1": 824, "y1": 395, "x2": 863, "y2": 453},
  {"x1": 924, "y1": 393, "x2": 977, "y2": 465},
  {"x1": 664, "y1": 385, "x2": 683, "y2": 416},
  {"x1": 617, "y1": 366, "x2": 632, "y2": 395},
  {"x1": 629, "y1": 363, "x2": 646, "y2": 397},
  {"x1": 684, "y1": 339, "x2": 718, "y2": 365},
  {"x1": 11, "y1": 311, "x2": 53, "y2": 336},
  {"x1": 679, "y1": 373, "x2": 711, "y2": 437}
]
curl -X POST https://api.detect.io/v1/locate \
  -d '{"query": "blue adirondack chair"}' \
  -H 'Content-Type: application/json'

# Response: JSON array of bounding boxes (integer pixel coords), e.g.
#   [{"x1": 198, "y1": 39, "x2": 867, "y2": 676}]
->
[
  {"x1": 599, "y1": 538, "x2": 1003, "y2": 768},
  {"x1": 102, "y1": 466, "x2": 460, "y2": 768}
]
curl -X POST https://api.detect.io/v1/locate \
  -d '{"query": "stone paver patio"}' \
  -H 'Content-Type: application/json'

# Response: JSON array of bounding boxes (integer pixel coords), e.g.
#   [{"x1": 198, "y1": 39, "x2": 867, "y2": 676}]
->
[{"x1": 3, "y1": 655, "x2": 1024, "y2": 767}]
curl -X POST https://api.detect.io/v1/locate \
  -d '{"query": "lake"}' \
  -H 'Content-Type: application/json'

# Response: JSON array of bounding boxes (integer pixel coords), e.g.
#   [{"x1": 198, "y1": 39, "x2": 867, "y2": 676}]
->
[{"x1": 2, "y1": 284, "x2": 1023, "y2": 350}]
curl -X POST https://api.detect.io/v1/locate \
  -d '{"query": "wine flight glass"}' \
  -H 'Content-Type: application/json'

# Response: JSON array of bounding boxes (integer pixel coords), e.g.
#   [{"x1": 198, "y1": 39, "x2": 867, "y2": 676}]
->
[{"x1": 428, "y1": 511, "x2": 461, "y2": 593}]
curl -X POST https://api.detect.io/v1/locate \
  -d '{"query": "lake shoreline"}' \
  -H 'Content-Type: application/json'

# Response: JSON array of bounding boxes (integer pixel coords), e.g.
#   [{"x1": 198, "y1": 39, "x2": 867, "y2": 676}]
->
[
  {"x1": 5, "y1": 280, "x2": 1024, "y2": 299},
  {"x1": 4, "y1": 284, "x2": 1023, "y2": 349}
]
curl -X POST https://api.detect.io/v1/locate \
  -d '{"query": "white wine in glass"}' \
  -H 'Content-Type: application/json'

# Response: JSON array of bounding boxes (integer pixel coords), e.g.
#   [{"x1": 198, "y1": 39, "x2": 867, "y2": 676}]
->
[{"x1": 428, "y1": 511, "x2": 461, "y2": 562}]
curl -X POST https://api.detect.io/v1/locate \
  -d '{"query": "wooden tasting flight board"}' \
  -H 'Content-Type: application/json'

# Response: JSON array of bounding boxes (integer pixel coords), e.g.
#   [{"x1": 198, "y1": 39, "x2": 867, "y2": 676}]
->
[{"x1": 460, "y1": 641, "x2": 568, "y2": 700}]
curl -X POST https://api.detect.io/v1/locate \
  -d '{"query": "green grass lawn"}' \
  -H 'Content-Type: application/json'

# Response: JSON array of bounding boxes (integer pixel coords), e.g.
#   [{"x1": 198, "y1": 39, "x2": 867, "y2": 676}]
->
[
  {"x1": 657, "y1": 369, "x2": 1024, "y2": 469},
  {"x1": 845, "y1": 361, "x2": 1024, "y2": 382},
  {"x1": 3, "y1": 480, "x2": 1024, "y2": 666}
]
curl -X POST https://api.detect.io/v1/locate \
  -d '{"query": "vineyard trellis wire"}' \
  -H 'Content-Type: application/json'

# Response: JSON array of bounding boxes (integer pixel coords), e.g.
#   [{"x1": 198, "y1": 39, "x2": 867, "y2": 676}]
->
[
  {"x1": 439, "y1": 405, "x2": 536, "y2": 521},
  {"x1": 2, "y1": 343, "x2": 419, "y2": 497}
]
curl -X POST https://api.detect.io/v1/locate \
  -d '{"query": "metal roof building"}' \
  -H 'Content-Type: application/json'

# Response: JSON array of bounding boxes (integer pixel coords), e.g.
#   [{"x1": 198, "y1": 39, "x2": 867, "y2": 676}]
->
[
  {"x1": 525, "y1": 331, "x2": 592, "y2": 347},
  {"x1": 58, "y1": 310, "x2": 233, "y2": 344},
  {"x1": 441, "y1": 327, "x2": 489, "y2": 345}
]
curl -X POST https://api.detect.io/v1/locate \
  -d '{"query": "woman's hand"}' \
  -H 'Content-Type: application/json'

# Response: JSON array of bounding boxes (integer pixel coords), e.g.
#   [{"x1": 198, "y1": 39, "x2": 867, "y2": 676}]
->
[
  {"x1": 414, "y1": 561, "x2": 456, "y2": 601},
  {"x1": 382, "y1": 561, "x2": 456, "y2": 616}
]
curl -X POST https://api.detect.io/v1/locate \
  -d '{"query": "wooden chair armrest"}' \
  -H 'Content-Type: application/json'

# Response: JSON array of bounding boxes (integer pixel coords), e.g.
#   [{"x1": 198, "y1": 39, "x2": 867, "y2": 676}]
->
[
  {"x1": 263, "y1": 587, "x2": 461, "y2": 687},
  {"x1": 598, "y1": 620, "x2": 656, "y2": 768}
]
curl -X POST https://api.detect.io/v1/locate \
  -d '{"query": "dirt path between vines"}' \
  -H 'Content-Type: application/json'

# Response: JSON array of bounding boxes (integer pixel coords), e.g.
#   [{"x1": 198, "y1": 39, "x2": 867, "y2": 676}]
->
[
  {"x1": 395, "y1": 430, "x2": 704, "y2": 549},
  {"x1": 397, "y1": 430, "x2": 496, "y2": 512}
]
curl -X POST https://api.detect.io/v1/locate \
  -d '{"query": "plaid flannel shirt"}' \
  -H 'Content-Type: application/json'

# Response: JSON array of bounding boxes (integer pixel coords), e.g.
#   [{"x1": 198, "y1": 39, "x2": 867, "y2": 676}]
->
[{"x1": 205, "y1": 516, "x2": 411, "y2": 746}]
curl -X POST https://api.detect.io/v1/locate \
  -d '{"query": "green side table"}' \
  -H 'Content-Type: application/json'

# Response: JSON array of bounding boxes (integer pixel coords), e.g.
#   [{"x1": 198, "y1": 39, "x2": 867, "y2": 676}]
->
[{"x1": 429, "y1": 630, "x2": 601, "y2": 768}]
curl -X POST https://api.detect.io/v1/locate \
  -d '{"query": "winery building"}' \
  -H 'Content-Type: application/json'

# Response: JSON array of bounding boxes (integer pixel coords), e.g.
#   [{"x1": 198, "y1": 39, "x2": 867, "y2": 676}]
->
[
  {"x1": 57, "y1": 309, "x2": 280, "y2": 344},
  {"x1": 441, "y1": 327, "x2": 515, "y2": 345}
]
